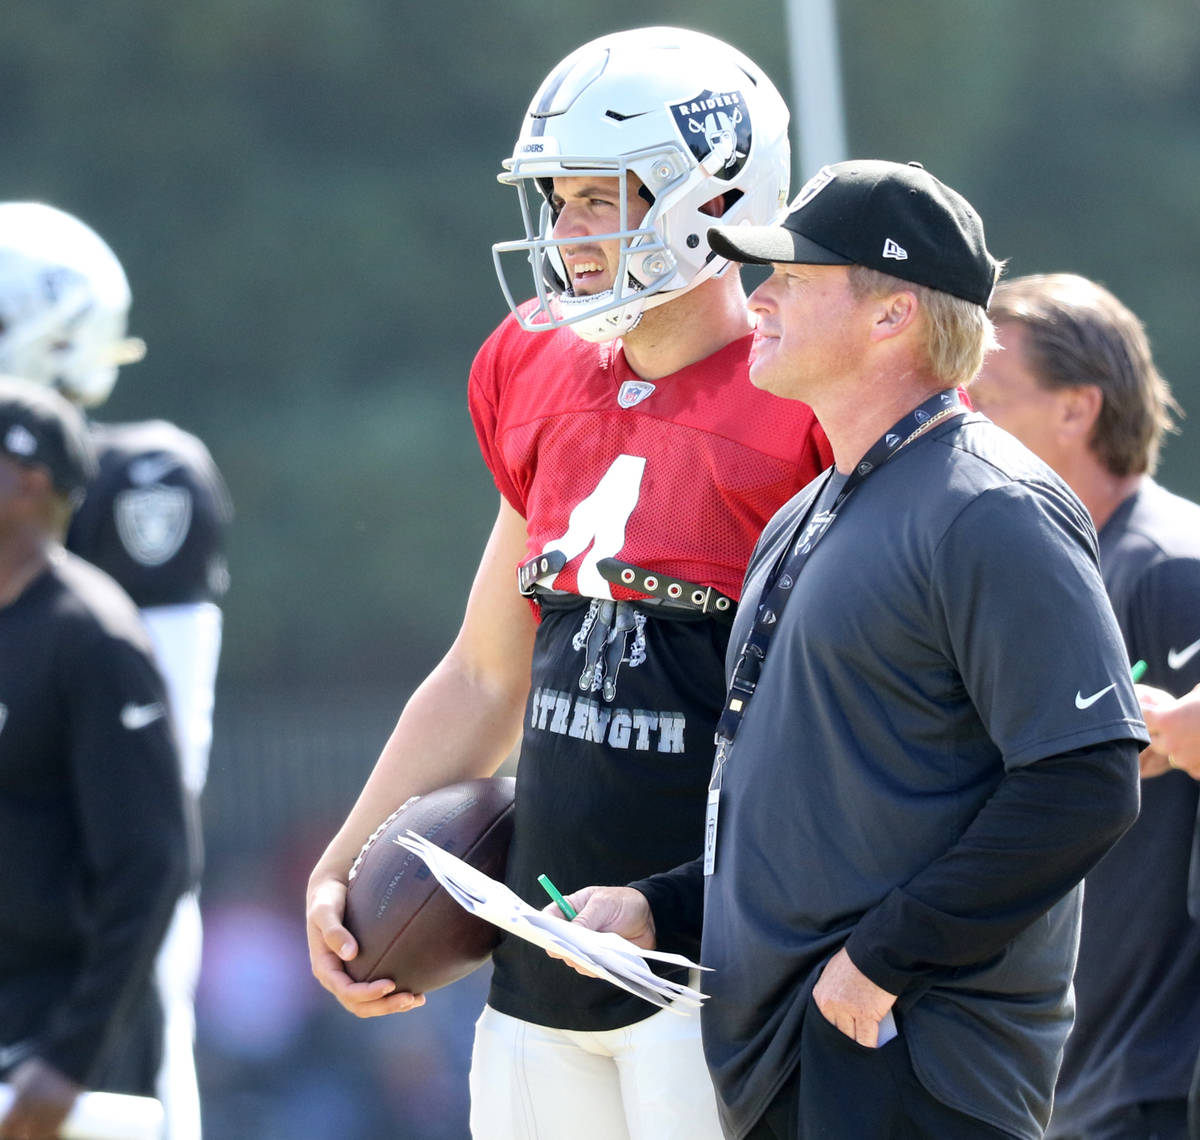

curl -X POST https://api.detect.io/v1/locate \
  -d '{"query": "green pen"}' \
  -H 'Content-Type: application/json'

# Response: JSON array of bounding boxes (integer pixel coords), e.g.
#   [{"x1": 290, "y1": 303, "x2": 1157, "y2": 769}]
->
[
  {"x1": 1131, "y1": 659, "x2": 1147, "y2": 683},
  {"x1": 538, "y1": 874, "x2": 578, "y2": 920}
]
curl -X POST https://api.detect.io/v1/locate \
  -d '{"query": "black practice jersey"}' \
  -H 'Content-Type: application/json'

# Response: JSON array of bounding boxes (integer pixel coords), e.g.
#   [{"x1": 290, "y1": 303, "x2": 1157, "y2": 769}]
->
[
  {"x1": 67, "y1": 419, "x2": 232, "y2": 608},
  {"x1": 0, "y1": 551, "x2": 189, "y2": 1086}
]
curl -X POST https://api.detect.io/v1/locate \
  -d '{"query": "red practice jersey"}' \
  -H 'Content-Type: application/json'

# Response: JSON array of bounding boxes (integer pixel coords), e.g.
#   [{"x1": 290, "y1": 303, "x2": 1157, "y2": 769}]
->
[{"x1": 469, "y1": 312, "x2": 832, "y2": 603}]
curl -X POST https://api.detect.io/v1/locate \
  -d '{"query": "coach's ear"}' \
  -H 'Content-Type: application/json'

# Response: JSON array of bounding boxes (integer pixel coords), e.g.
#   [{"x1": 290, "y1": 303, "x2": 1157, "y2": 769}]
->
[{"x1": 870, "y1": 290, "x2": 919, "y2": 342}]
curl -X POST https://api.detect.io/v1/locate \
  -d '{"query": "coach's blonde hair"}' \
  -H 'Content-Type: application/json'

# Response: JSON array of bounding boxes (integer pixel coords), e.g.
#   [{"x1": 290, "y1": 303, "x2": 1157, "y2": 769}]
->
[{"x1": 848, "y1": 264, "x2": 1000, "y2": 388}]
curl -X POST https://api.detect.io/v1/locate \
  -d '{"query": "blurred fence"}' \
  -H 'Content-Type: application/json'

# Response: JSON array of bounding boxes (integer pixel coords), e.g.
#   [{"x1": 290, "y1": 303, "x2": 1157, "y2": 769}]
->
[{"x1": 205, "y1": 685, "x2": 402, "y2": 854}]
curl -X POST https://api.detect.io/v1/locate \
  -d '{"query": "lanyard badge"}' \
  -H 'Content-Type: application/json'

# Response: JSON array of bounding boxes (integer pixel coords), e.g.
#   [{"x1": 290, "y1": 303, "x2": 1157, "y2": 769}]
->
[{"x1": 704, "y1": 738, "x2": 731, "y2": 876}]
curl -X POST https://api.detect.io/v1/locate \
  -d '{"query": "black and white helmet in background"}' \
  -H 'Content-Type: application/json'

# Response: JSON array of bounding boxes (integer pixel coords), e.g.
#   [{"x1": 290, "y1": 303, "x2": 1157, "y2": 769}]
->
[
  {"x1": 0, "y1": 202, "x2": 146, "y2": 407},
  {"x1": 493, "y1": 26, "x2": 792, "y2": 343}
]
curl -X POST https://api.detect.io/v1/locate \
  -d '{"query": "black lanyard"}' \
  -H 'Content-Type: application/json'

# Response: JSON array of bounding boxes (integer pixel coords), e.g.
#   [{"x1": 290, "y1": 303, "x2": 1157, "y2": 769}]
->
[{"x1": 713, "y1": 388, "x2": 967, "y2": 754}]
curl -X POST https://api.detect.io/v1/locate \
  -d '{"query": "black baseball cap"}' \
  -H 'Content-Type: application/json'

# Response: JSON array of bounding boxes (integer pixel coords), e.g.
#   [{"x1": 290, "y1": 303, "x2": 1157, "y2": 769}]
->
[
  {"x1": 0, "y1": 376, "x2": 96, "y2": 499},
  {"x1": 708, "y1": 159, "x2": 999, "y2": 307}
]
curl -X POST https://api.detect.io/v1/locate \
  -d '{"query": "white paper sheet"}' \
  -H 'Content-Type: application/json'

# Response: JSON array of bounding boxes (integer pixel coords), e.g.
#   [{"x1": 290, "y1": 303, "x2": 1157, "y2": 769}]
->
[{"x1": 393, "y1": 831, "x2": 709, "y2": 1012}]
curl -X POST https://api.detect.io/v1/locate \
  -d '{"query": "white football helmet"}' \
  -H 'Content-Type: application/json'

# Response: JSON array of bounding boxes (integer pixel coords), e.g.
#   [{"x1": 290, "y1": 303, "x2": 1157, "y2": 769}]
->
[
  {"x1": 0, "y1": 202, "x2": 145, "y2": 406},
  {"x1": 493, "y1": 26, "x2": 791, "y2": 342}
]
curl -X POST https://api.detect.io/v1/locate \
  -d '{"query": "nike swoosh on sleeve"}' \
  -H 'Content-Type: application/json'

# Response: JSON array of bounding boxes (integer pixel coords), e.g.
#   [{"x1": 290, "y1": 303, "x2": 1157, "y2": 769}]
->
[
  {"x1": 120, "y1": 702, "x2": 166, "y2": 731},
  {"x1": 1167, "y1": 637, "x2": 1200, "y2": 671},
  {"x1": 127, "y1": 454, "x2": 180, "y2": 486},
  {"x1": 1075, "y1": 683, "x2": 1116, "y2": 710}
]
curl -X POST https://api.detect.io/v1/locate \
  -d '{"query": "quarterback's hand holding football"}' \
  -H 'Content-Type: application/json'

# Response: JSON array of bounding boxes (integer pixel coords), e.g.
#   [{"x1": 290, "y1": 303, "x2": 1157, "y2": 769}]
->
[
  {"x1": 0, "y1": 1057, "x2": 81, "y2": 1139},
  {"x1": 543, "y1": 885, "x2": 657, "y2": 978},
  {"x1": 305, "y1": 874, "x2": 425, "y2": 1015}
]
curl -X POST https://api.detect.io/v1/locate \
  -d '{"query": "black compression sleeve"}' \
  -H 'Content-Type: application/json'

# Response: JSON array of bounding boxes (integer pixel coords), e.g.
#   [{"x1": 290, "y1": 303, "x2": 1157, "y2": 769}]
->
[{"x1": 846, "y1": 738, "x2": 1141, "y2": 995}]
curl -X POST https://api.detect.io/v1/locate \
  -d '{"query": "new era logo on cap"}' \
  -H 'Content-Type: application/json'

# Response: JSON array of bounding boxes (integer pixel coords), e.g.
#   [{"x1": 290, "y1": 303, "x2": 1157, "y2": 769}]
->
[{"x1": 882, "y1": 238, "x2": 908, "y2": 261}]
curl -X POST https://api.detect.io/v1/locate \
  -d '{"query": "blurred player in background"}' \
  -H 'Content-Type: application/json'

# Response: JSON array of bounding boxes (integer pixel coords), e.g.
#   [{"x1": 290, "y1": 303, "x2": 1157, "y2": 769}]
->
[
  {"x1": 971, "y1": 272, "x2": 1200, "y2": 1140},
  {"x1": 307, "y1": 26, "x2": 831, "y2": 1140},
  {"x1": 0, "y1": 202, "x2": 233, "y2": 1140},
  {"x1": 0, "y1": 378, "x2": 190, "y2": 1139}
]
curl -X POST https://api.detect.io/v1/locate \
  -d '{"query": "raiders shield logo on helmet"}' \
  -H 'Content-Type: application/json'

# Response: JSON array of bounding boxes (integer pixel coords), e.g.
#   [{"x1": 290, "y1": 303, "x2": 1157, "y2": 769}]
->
[
  {"x1": 670, "y1": 89, "x2": 751, "y2": 181},
  {"x1": 114, "y1": 485, "x2": 193, "y2": 566}
]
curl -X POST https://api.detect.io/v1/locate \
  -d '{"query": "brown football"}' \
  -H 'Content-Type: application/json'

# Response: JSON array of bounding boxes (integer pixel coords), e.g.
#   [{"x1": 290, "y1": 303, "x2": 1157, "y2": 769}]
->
[{"x1": 343, "y1": 776, "x2": 516, "y2": 993}]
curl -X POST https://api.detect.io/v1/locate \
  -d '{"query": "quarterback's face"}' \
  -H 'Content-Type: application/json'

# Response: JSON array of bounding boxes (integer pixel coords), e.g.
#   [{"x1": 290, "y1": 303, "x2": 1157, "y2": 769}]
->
[{"x1": 549, "y1": 174, "x2": 650, "y2": 296}]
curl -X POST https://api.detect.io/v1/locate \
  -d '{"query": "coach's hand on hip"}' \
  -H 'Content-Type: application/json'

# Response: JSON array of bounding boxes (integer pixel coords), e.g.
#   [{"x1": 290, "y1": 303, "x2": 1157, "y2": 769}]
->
[{"x1": 812, "y1": 947, "x2": 898, "y2": 1048}]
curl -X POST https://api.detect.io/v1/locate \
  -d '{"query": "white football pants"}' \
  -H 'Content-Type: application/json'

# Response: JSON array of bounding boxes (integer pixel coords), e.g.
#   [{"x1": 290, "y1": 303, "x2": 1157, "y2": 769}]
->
[{"x1": 469, "y1": 997, "x2": 723, "y2": 1140}]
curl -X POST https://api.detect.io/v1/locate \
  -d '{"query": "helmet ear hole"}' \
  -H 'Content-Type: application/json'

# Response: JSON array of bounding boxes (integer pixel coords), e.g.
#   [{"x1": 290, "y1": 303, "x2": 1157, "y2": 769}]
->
[{"x1": 705, "y1": 189, "x2": 743, "y2": 218}]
